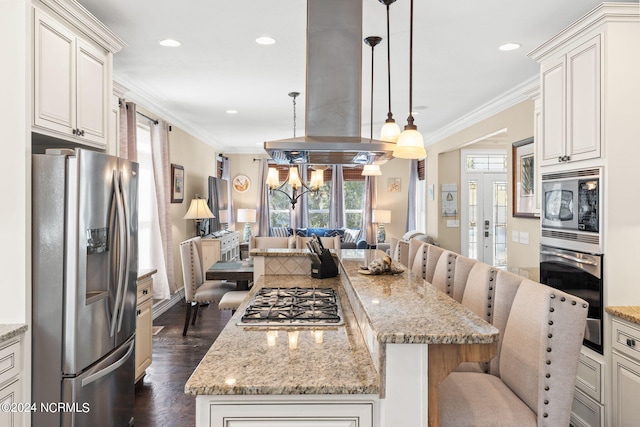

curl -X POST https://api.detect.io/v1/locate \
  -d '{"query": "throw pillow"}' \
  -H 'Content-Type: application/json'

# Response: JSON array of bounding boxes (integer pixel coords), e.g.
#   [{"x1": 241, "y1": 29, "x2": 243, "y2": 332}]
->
[
  {"x1": 342, "y1": 228, "x2": 360, "y2": 243},
  {"x1": 326, "y1": 229, "x2": 345, "y2": 239},
  {"x1": 307, "y1": 228, "x2": 328, "y2": 237},
  {"x1": 296, "y1": 228, "x2": 307, "y2": 237},
  {"x1": 271, "y1": 227, "x2": 292, "y2": 237}
]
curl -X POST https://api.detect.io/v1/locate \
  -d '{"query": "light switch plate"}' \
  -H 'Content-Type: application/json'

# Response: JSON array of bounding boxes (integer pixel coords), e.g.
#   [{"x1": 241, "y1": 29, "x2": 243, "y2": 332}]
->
[
  {"x1": 447, "y1": 220, "x2": 460, "y2": 228},
  {"x1": 511, "y1": 231, "x2": 519, "y2": 242},
  {"x1": 519, "y1": 231, "x2": 529, "y2": 244}
]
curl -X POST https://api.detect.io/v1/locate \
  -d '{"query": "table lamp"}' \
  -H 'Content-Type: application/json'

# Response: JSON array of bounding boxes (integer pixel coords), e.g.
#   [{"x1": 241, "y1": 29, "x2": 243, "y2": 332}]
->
[
  {"x1": 372, "y1": 209, "x2": 391, "y2": 243},
  {"x1": 237, "y1": 208, "x2": 256, "y2": 242},
  {"x1": 184, "y1": 197, "x2": 215, "y2": 237}
]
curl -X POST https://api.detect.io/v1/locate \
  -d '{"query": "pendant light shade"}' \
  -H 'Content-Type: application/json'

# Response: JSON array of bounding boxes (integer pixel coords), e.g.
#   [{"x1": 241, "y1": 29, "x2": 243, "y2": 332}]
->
[
  {"x1": 380, "y1": 121, "x2": 401, "y2": 143},
  {"x1": 362, "y1": 164, "x2": 382, "y2": 176},
  {"x1": 379, "y1": 0, "x2": 401, "y2": 143},
  {"x1": 393, "y1": 0, "x2": 426, "y2": 159}
]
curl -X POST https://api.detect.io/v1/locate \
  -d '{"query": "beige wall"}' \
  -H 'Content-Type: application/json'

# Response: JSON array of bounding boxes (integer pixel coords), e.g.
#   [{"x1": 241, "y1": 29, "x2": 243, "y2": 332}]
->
[
  {"x1": 377, "y1": 159, "x2": 413, "y2": 243},
  {"x1": 227, "y1": 154, "x2": 269, "y2": 237},
  {"x1": 426, "y1": 100, "x2": 540, "y2": 269},
  {"x1": 166, "y1": 125, "x2": 219, "y2": 291}
]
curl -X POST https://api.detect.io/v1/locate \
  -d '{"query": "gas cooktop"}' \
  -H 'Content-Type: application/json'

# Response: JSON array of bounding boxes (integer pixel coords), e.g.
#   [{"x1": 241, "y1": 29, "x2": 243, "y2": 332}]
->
[{"x1": 237, "y1": 287, "x2": 344, "y2": 326}]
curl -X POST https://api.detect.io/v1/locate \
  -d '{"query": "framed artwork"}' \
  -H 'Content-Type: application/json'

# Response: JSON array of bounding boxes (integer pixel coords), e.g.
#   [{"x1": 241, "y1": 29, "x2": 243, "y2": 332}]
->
[
  {"x1": 387, "y1": 178, "x2": 401, "y2": 193},
  {"x1": 512, "y1": 137, "x2": 539, "y2": 218},
  {"x1": 232, "y1": 174, "x2": 251, "y2": 193},
  {"x1": 171, "y1": 164, "x2": 184, "y2": 203}
]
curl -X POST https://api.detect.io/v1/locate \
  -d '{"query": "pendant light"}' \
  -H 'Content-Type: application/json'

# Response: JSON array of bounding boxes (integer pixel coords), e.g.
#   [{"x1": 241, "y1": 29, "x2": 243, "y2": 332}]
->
[
  {"x1": 379, "y1": 0, "x2": 401, "y2": 143},
  {"x1": 362, "y1": 36, "x2": 383, "y2": 177},
  {"x1": 393, "y1": 0, "x2": 426, "y2": 159}
]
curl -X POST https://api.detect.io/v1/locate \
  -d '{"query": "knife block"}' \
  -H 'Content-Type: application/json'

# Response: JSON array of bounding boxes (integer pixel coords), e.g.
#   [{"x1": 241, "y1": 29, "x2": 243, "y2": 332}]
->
[{"x1": 310, "y1": 250, "x2": 338, "y2": 279}]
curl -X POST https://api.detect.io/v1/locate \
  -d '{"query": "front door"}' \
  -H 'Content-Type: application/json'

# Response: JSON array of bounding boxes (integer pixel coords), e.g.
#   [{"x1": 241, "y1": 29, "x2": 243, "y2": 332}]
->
[{"x1": 461, "y1": 151, "x2": 507, "y2": 267}]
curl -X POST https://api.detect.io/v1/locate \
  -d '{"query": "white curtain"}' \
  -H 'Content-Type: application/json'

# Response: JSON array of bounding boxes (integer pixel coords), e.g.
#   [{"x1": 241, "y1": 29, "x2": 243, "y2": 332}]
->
[
  {"x1": 329, "y1": 165, "x2": 345, "y2": 228},
  {"x1": 257, "y1": 159, "x2": 271, "y2": 236},
  {"x1": 150, "y1": 119, "x2": 176, "y2": 297},
  {"x1": 406, "y1": 159, "x2": 417, "y2": 232},
  {"x1": 362, "y1": 176, "x2": 377, "y2": 243}
]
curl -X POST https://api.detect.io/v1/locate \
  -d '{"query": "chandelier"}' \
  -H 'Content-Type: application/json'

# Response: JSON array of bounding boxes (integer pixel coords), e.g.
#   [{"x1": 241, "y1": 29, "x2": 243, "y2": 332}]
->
[{"x1": 266, "y1": 166, "x2": 324, "y2": 209}]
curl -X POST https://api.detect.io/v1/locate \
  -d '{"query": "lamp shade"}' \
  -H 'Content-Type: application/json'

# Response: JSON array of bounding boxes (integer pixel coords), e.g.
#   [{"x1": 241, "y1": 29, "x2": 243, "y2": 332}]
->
[
  {"x1": 393, "y1": 129, "x2": 426, "y2": 159},
  {"x1": 380, "y1": 121, "x2": 401, "y2": 142},
  {"x1": 372, "y1": 209, "x2": 391, "y2": 224},
  {"x1": 183, "y1": 199, "x2": 215, "y2": 220},
  {"x1": 361, "y1": 164, "x2": 382, "y2": 176},
  {"x1": 237, "y1": 208, "x2": 257, "y2": 223}
]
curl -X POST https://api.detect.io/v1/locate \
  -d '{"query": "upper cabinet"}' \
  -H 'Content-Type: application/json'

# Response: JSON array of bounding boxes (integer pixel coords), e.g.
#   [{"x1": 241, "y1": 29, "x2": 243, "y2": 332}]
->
[
  {"x1": 538, "y1": 35, "x2": 601, "y2": 167},
  {"x1": 32, "y1": 0, "x2": 126, "y2": 150}
]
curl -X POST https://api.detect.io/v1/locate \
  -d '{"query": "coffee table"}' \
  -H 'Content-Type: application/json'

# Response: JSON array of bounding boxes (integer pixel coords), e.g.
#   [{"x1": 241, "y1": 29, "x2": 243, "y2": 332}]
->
[{"x1": 206, "y1": 260, "x2": 254, "y2": 291}]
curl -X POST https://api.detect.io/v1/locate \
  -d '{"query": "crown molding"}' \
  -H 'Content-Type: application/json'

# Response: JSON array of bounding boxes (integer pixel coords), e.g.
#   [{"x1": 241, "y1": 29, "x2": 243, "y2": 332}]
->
[{"x1": 424, "y1": 75, "x2": 539, "y2": 146}]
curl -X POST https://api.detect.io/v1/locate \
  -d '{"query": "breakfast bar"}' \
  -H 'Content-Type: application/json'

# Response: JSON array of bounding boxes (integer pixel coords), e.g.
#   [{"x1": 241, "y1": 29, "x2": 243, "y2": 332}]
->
[{"x1": 185, "y1": 249, "x2": 499, "y2": 426}]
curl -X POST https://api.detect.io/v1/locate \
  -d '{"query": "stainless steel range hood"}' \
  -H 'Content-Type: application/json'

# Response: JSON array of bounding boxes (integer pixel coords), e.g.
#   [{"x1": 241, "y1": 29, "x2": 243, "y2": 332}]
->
[{"x1": 264, "y1": 0, "x2": 396, "y2": 165}]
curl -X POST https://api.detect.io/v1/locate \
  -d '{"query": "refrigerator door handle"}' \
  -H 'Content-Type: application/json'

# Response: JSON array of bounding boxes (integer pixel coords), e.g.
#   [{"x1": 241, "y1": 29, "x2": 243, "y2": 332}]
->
[
  {"x1": 116, "y1": 170, "x2": 131, "y2": 333},
  {"x1": 110, "y1": 170, "x2": 127, "y2": 338},
  {"x1": 80, "y1": 338, "x2": 135, "y2": 388}
]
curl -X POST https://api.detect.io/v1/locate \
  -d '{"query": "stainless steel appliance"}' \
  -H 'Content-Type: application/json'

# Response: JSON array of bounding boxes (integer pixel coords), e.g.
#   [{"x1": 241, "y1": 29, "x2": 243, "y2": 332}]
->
[
  {"x1": 32, "y1": 149, "x2": 138, "y2": 427},
  {"x1": 541, "y1": 167, "x2": 602, "y2": 253},
  {"x1": 238, "y1": 288, "x2": 344, "y2": 326},
  {"x1": 539, "y1": 245, "x2": 603, "y2": 354}
]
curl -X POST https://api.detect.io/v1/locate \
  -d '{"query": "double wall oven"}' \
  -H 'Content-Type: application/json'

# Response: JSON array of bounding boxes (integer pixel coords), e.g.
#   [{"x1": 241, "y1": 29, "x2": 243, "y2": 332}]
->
[{"x1": 539, "y1": 167, "x2": 603, "y2": 353}]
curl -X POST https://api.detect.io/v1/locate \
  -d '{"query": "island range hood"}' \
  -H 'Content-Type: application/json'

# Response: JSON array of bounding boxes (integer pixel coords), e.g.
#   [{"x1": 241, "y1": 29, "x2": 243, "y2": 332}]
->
[{"x1": 264, "y1": 0, "x2": 396, "y2": 165}]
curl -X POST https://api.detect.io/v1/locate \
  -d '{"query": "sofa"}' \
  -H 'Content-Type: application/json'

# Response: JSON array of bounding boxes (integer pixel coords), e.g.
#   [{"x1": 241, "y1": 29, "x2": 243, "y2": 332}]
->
[{"x1": 270, "y1": 227, "x2": 368, "y2": 249}]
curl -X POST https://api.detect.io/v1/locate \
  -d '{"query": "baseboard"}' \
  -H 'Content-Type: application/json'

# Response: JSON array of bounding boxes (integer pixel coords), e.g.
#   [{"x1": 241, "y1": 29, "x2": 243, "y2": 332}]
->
[{"x1": 152, "y1": 288, "x2": 184, "y2": 320}]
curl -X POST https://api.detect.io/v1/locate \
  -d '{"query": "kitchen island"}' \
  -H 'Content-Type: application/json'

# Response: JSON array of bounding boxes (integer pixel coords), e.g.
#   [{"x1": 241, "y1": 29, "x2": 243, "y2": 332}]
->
[{"x1": 186, "y1": 249, "x2": 499, "y2": 427}]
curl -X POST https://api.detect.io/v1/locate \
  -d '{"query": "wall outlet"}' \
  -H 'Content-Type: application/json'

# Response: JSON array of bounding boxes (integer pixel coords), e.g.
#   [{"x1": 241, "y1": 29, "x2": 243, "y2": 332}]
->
[
  {"x1": 519, "y1": 231, "x2": 529, "y2": 244},
  {"x1": 446, "y1": 220, "x2": 459, "y2": 228},
  {"x1": 511, "y1": 231, "x2": 519, "y2": 243}
]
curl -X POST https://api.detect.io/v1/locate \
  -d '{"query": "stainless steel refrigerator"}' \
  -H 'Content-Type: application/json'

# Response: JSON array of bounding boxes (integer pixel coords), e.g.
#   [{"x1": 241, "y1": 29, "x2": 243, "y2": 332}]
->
[{"x1": 32, "y1": 148, "x2": 138, "y2": 427}]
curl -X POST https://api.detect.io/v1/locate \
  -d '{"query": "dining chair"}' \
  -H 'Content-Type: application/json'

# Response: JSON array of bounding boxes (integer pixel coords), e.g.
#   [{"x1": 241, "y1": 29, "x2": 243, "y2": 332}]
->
[
  {"x1": 439, "y1": 280, "x2": 588, "y2": 426},
  {"x1": 296, "y1": 235, "x2": 341, "y2": 250},
  {"x1": 249, "y1": 236, "x2": 291, "y2": 249},
  {"x1": 179, "y1": 237, "x2": 236, "y2": 335}
]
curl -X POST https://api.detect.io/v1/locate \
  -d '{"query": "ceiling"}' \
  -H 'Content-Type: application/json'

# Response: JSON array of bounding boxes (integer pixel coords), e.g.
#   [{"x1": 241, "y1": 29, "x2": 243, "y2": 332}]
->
[{"x1": 76, "y1": 0, "x2": 633, "y2": 154}]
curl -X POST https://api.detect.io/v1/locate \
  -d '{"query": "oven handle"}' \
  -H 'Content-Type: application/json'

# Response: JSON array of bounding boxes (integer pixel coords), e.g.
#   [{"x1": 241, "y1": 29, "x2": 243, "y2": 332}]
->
[{"x1": 540, "y1": 250, "x2": 598, "y2": 266}]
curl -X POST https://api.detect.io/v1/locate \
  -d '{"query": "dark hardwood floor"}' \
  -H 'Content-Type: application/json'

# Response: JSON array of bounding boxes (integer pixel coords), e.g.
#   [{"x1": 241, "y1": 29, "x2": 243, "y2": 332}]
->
[{"x1": 133, "y1": 301, "x2": 232, "y2": 427}]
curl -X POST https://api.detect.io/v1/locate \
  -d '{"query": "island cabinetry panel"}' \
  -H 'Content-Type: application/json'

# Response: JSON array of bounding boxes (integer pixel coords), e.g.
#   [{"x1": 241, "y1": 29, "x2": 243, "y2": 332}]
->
[
  {"x1": 571, "y1": 349, "x2": 604, "y2": 427},
  {"x1": 611, "y1": 318, "x2": 640, "y2": 426},
  {"x1": 539, "y1": 34, "x2": 601, "y2": 167},
  {"x1": 135, "y1": 272, "x2": 154, "y2": 383},
  {"x1": 0, "y1": 337, "x2": 23, "y2": 427},
  {"x1": 201, "y1": 397, "x2": 374, "y2": 427}
]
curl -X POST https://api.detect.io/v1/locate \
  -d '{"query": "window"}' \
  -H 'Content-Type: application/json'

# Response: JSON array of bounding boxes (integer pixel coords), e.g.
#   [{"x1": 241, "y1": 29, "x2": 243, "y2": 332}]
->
[
  {"x1": 135, "y1": 121, "x2": 155, "y2": 271},
  {"x1": 416, "y1": 159, "x2": 427, "y2": 232}
]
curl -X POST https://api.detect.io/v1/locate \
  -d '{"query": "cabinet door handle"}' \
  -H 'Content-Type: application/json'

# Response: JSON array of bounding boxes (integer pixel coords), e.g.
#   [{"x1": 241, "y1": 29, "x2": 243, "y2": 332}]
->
[
  {"x1": 627, "y1": 338, "x2": 636, "y2": 347},
  {"x1": 143, "y1": 289, "x2": 148, "y2": 295},
  {"x1": 72, "y1": 128, "x2": 78, "y2": 135},
  {"x1": 558, "y1": 156, "x2": 564, "y2": 162},
  {"x1": 137, "y1": 309, "x2": 141, "y2": 316},
  {"x1": 565, "y1": 155, "x2": 570, "y2": 162}
]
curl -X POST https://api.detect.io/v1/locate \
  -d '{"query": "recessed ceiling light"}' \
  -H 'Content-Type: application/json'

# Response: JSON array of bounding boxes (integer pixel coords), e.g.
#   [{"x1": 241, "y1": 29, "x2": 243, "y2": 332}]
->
[
  {"x1": 159, "y1": 39, "x2": 181, "y2": 47},
  {"x1": 499, "y1": 43, "x2": 521, "y2": 51},
  {"x1": 255, "y1": 36, "x2": 276, "y2": 45},
  {"x1": 226, "y1": 110, "x2": 238, "y2": 114}
]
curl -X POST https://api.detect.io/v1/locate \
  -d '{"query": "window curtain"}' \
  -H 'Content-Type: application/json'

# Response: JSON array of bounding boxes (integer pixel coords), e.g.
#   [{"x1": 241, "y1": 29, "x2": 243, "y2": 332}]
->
[
  {"x1": 329, "y1": 165, "x2": 345, "y2": 228},
  {"x1": 118, "y1": 99, "x2": 137, "y2": 161},
  {"x1": 150, "y1": 119, "x2": 176, "y2": 297},
  {"x1": 406, "y1": 159, "x2": 417, "y2": 232},
  {"x1": 293, "y1": 165, "x2": 309, "y2": 229},
  {"x1": 362, "y1": 176, "x2": 377, "y2": 243},
  {"x1": 257, "y1": 159, "x2": 271, "y2": 236},
  {"x1": 220, "y1": 155, "x2": 234, "y2": 227}
]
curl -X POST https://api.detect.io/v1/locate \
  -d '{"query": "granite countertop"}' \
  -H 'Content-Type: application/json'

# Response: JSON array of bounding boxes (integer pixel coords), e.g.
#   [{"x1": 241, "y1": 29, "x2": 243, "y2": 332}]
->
[
  {"x1": 185, "y1": 274, "x2": 380, "y2": 396},
  {"x1": 0, "y1": 324, "x2": 28, "y2": 344},
  {"x1": 250, "y1": 248, "x2": 310, "y2": 257},
  {"x1": 185, "y1": 249, "x2": 498, "y2": 397},
  {"x1": 340, "y1": 250, "x2": 499, "y2": 345},
  {"x1": 606, "y1": 306, "x2": 640, "y2": 325}
]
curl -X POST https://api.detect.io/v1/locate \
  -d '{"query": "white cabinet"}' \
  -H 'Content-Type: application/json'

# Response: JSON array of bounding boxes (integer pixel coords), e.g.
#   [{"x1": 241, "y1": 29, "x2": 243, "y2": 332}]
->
[
  {"x1": 611, "y1": 319, "x2": 640, "y2": 426},
  {"x1": 0, "y1": 338, "x2": 22, "y2": 427},
  {"x1": 539, "y1": 34, "x2": 601, "y2": 167},
  {"x1": 571, "y1": 349, "x2": 604, "y2": 427},
  {"x1": 201, "y1": 232, "x2": 240, "y2": 274},
  {"x1": 135, "y1": 272, "x2": 155, "y2": 383},
  {"x1": 32, "y1": 3, "x2": 124, "y2": 150},
  {"x1": 201, "y1": 398, "x2": 374, "y2": 427}
]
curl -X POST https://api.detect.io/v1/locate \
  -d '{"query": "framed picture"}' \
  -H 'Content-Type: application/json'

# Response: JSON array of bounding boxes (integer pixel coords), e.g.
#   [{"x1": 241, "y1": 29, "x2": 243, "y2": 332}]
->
[
  {"x1": 512, "y1": 137, "x2": 539, "y2": 218},
  {"x1": 171, "y1": 164, "x2": 184, "y2": 203},
  {"x1": 387, "y1": 178, "x2": 401, "y2": 193},
  {"x1": 232, "y1": 174, "x2": 251, "y2": 193}
]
